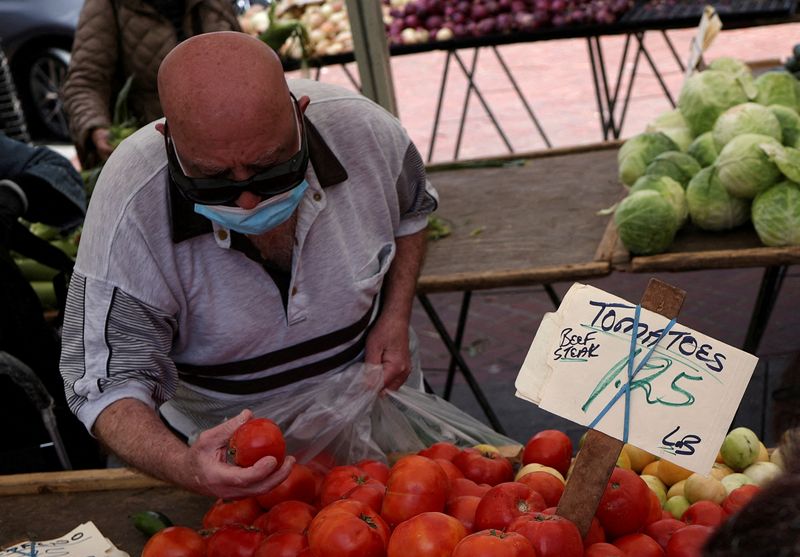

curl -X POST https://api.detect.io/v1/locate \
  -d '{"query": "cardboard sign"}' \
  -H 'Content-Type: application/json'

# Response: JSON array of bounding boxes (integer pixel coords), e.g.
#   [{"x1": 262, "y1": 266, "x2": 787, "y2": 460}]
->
[
  {"x1": 0, "y1": 522, "x2": 129, "y2": 557},
  {"x1": 516, "y1": 283, "x2": 758, "y2": 474}
]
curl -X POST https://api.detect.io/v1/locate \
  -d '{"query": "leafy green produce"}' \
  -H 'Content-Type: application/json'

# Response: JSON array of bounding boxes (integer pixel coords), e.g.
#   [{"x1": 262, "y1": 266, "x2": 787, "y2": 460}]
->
[
  {"x1": 759, "y1": 142, "x2": 800, "y2": 183},
  {"x1": 110, "y1": 76, "x2": 137, "y2": 147},
  {"x1": 618, "y1": 132, "x2": 679, "y2": 187},
  {"x1": 712, "y1": 103, "x2": 782, "y2": 149},
  {"x1": 645, "y1": 109, "x2": 693, "y2": 151},
  {"x1": 716, "y1": 134, "x2": 783, "y2": 199},
  {"x1": 30, "y1": 281, "x2": 57, "y2": 309},
  {"x1": 644, "y1": 151, "x2": 702, "y2": 188},
  {"x1": 686, "y1": 167, "x2": 750, "y2": 231},
  {"x1": 769, "y1": 104, "x2": 800, "y2": 147},
  {"x1": 678, "y1": 70, "x2": 754, "y2": 136},
  {"x1": 687, "y1": 132, "x2": 718, "y2": 167},
  {"x1": 614, "y1": 190, "x2": 680, "y2": 255},
  {"x1": 754, "y1": 71, "x2": 800, "y2": 111},
  {"x1": 630, "y1": 174, "x2": 688, "y2": 226},
  {"x1": 752, "y1": 181, "x2": 800, "y2": 246},
  {"x1": 14, "y1": 258, "x2": 60, "y2": 282},
  {"x1": 427, "y1": 215, "x2": 451, "y2": 240},
  {"x1": 708, "y1": 57, "x2": 755, "y2": 89}
]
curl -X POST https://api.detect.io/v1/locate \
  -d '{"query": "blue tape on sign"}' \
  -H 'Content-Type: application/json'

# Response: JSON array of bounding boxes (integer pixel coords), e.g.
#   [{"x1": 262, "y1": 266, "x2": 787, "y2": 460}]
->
[{"x1": 587, "y1": 310, "x2": 679, "y2": 441}]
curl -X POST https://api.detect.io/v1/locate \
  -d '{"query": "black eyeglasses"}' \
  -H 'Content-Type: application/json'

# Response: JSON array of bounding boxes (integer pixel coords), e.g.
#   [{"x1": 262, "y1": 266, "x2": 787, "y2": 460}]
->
[{"x1": 164, "y1": 95, "x2": 309, "y2": 205}]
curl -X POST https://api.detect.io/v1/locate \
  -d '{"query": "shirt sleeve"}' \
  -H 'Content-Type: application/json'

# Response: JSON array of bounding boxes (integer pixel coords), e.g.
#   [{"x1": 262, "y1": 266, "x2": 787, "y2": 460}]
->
[
  {"x1": 394, "y1": 142, "x2": 439, "y2": 237},
  {"x1": 60, "y1": 271, "x2": 179, "y2": 434}
]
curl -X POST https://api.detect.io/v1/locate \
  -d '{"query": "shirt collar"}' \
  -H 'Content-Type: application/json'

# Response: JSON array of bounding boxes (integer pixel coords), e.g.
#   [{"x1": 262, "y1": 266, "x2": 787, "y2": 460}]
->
[{"x1": 169, "y1": 115, "x2": 348, "y2": 244}]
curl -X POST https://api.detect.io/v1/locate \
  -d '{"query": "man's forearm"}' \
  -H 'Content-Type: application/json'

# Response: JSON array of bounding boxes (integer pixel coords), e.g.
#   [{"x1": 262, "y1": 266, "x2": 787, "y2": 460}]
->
[
  {"x1": 382, "y1": 228, "x2": 428, "y2": 321},
  {"x1": 93, "y1": 398, "x2": 196, "y2": 488}
]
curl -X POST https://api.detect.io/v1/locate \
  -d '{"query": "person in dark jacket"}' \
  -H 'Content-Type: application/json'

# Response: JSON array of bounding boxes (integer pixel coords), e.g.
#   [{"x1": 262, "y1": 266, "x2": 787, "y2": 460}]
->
[
  {"x1": 62, "y1": 0, "x2": 242, "y2": 168},
  {"x1": 0, "y1": 132, "x2": 101, "y2": 471}
]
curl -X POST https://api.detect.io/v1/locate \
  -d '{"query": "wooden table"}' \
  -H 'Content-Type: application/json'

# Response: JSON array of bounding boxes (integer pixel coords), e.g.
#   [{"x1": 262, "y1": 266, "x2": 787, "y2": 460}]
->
[
  {"x1": 0, "y1": 469, "x2": 212, "y2": 555},
  {"x1": 414, "y1": 141, "x2": 800, "y2": 432}
]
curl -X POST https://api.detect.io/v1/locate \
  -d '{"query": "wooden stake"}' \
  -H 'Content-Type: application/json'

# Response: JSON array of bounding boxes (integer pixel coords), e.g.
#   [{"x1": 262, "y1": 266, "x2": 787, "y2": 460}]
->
[{"x1": 556, "y1": 278, "x2": 686, "y2": 537}]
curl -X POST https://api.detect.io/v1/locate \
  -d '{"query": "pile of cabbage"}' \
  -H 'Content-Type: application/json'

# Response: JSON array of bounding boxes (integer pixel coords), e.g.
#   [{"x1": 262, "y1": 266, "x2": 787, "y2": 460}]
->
[{"x1": 614, "y1": 57, "x2": 800, "y2": 255}]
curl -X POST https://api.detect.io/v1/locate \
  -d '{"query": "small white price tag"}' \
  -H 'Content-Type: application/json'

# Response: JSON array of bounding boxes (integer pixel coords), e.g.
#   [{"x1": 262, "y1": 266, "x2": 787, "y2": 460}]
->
[
  {"x1": 516, "y1": 283, "x2": 758, "y2": 475},
  {"x1": 1, "y1": 521, "x2": 129, "y2": 557}
]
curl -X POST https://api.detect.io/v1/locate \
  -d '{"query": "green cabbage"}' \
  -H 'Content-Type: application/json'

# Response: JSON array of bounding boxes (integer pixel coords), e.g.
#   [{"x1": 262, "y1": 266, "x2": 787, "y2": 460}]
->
[
  {"x1": 716, "y1": 134, "x2": 783, "y2": 198},
  {"x1": 759, "y1": 142, "x2": 800, "y2": 183},
  {"x1": 678, "y1": 70, "x2": 754, "y2": 136},
  {"x1": 645, "y1": 109, "x2": 694, "y2": 151},
  {"x1": 708, "y1": 57, "x2": 753, "y2": 80},
  {"x1": 618, "y1": 132, "x2": 679, "y2": 187},
  {"x1": 614, "y1": 190, "x2": 680, "y2": 255},
  {"x1": 631, "y1": 174, "x2": 688, "y2": 226},
  {"x1": 752, "y1": 181, "x2": 800, "y2": 246},
  {"x1": 687, "y1": 132, "x2": 718, "y2": 167},
  {"x1": 769, "y1": 104, "x2": 800, "y2": 147},
  {"x1": 755, "y1": 71, "x2": 800, "y2": 111},
  {"x1": 712, "y1": 103, "x2": 782, "y2": 149},
  {"x1": 686, "y1": 167, "x2": 750, "y2": 231},
  {"x1": 645, "y1": 151, "x2": 702, "y2": 188}
]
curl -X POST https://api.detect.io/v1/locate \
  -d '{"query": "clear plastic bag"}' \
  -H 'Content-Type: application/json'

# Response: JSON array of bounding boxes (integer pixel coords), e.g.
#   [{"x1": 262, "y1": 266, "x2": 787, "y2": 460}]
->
[{"x1": 248, "y1": 361, "x2": 518, "y2": 465}]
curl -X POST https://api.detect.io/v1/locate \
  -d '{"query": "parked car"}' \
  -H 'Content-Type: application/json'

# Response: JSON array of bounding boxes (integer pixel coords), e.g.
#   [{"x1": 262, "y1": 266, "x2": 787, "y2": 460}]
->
[{"x1": 0, "y1": 0, "x2": 83, "y2": 141}]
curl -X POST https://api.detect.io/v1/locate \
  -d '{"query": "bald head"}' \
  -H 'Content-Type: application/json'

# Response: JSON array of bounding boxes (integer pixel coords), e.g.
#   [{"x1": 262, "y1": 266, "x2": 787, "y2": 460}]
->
[{"x1": 158, "y1": 32, "x2": 298, "y2": 174}]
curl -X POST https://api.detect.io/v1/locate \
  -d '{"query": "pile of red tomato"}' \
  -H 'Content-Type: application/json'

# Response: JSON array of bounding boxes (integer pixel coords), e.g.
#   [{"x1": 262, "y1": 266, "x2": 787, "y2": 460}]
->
[{"x1": 142, "y1": 423, "x2": 761, "y2": 557}]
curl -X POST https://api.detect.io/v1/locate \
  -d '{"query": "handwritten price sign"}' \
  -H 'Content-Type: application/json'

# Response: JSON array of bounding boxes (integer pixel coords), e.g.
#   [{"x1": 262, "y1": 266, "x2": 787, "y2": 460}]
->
[
  {"x1": 0, "y1": 522, "x2": 128, "y2": 557},
  {"x1": 516, "y1": 283, "x2": 758, "y2": 475}
]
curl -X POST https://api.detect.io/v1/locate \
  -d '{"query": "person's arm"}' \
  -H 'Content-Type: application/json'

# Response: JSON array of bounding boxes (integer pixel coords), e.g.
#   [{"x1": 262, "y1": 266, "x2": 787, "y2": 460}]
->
[
  {"x1": 61, "y1": 0, "x2": 119, "y2": 166},
  {"x1": 93, "y1": 399, "x2": 293, "y2": 499},
  {"x1": 365, "y1": 228, "x2": 427, "y2": 390}
]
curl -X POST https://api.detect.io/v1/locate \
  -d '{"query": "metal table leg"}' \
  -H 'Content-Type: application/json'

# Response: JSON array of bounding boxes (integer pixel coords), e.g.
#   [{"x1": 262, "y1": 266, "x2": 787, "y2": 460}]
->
[
  {"x1": 743, "y1": 265, "x2": 788, "y2": 354},
  {"x1": 444, "y1": 291, "x2": 473, "y2": 400},
  {"x1": 417, "y1": 292, "x2": 507, "y2": 434},
  {"x1": 427, "y1": 50, "x2": 453, "y2": 162}
]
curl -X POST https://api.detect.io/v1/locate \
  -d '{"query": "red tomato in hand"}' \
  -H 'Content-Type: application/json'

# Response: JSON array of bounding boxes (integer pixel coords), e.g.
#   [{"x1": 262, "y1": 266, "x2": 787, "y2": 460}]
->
[
  {"x1": 681, "y1": 501, "x2": 727, "y2": 528},
  {"x1": 356, "y1": 459, "x2": 390, "y2": 484},
  {"x1": 229, "y1": 418, "x2": 286, "y2": 468},
  {"x1": 445, "y1": 495, "x2": 481, "y2": 533},
  {"x1": 613, "y1": 533, "x2": 665, "y2": 557},
  {"x1": 308, "y1": 499, "x2": 390, "y2": 557},
  {"x1": 381, "y1": 455, "x2": 450, "y2": 527},
  {"x1": 256, "y1": 463, "x2": 317, "y2": 509},
  {"x1": 203, "y1": 497, "x2": 263, "y2": 529},
  {"x1": 474, "y1": 482, "x2": 546, "y2": 531},
  {"x1": 419, "y1": 442, "x2": 461, "y2": 461},
  {"x1": 645, "y1": 518, "x2": 686, "y2": 551},
  {"x1": 585, "y1": 542, "x2": 625, "y2": 556},
  {"x1": 507, "y1": 512, "x2": 583, "y2": 557},
  {"x1": 665, "y1": 524, "x2": 713, "y2": 557},
  {"x1": 452, "y1": 448, "x2": 513, "y2": 486},
  {"x1": 254, "y1": 531, "x2": 308, "y2": 557},
  {"x1": 522, "y1": 430, "x2": 573, "y2": 477},
  {"x1": 142, "y1": 526, "x2": 206, "y2": 557},
  {"x1": 721, "y1": 484, "x2": 760, "y2": 515},
  {"x1": 452, "y1": 529, "x2": 536, "y2": 557},
  {"x1": 387, "y1": 511, "x2": 467, "y2": 557},
  {"x1": 596, "y1": 467, "x2": 651, "y2": 538},
  {"x1": 253, "y1": 500, "x2": 316, "y2": 535},
  {"x1": 516, "y1": 471, "x2": 565, "y2": 507},
  {"x1": 447, "y1": 478, "x2": 491, "y2": 503},
  {"x1": 207, "y1": 524, "x2": 266, "y2": 557}
]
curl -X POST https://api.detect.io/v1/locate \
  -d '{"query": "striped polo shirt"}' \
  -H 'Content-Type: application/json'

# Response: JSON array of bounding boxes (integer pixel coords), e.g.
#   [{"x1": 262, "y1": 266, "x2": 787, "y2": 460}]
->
[{"x1": 60, "y1": 80, "x2": 438, "y2": 437}]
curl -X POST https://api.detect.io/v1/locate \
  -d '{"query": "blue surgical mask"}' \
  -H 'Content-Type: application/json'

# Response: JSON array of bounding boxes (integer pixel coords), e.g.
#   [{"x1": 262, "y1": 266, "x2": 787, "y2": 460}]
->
[{"x1": 194, "y1": 180, "x2": 309, "y2": 235}]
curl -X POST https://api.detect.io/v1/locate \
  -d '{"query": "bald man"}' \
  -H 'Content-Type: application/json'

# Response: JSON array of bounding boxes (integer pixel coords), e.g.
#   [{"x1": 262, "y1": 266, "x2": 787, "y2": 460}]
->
[{"x1": 60, "y1": 32, "x2": 437, "y2": 498}]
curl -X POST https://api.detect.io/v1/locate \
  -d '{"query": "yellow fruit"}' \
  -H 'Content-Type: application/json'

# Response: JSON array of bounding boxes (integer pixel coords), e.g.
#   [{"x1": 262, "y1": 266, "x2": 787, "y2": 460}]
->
[
  {"x1": 640, "y1": 474, "x2": 667, "y2": 506},
  {"x1": 684, "y1": 473, "x2": 726, "y2": 504},
  {"x1": 757, "y1": 442, "x2": 769, "y2": 462},
  {"x1": 624, "y1": 444, "x2": 657, "y2": 473},
  {"x1": 665, "y1": 495, "x2": 690, "y2": 519},
  {"x1": 667, "y1": 479, "x2": 686, "y2": 499},
  {"x1": 474, "y1": 444, "x2": 500, "y2": 455},
  {"x1": 616, "y1": 449, "x2": 632, "y2": 470},
  {"x1": 642, "y1": 460, "x2": 661, "y2": 477},
  {"x1": 515, "y1": 463, "x2": 565, "y2": 483},
  {"x1": 658, "y1": 459, "x2": 693, "y2": 487},
  {"x1": 709, "y1": 462, "x2": 734, "y2": 481}
]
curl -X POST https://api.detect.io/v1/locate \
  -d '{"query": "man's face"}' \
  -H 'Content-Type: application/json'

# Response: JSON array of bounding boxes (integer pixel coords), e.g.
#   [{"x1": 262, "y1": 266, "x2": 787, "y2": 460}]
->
[{"x1": 166, "y1": 95, "x2": 306, "y2": 209}]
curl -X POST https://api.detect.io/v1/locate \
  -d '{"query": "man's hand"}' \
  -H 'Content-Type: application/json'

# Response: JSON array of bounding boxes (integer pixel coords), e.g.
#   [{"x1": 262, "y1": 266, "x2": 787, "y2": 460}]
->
[
  {"x1": 91, "y1": 127, "x2": 115, "y2": 161},
  {"x1": 365, "y1": 315, "x2": 411, "y2": 391},
  {"x1": 184, "y1": 409, "x2": 295, "y2": 499}
]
